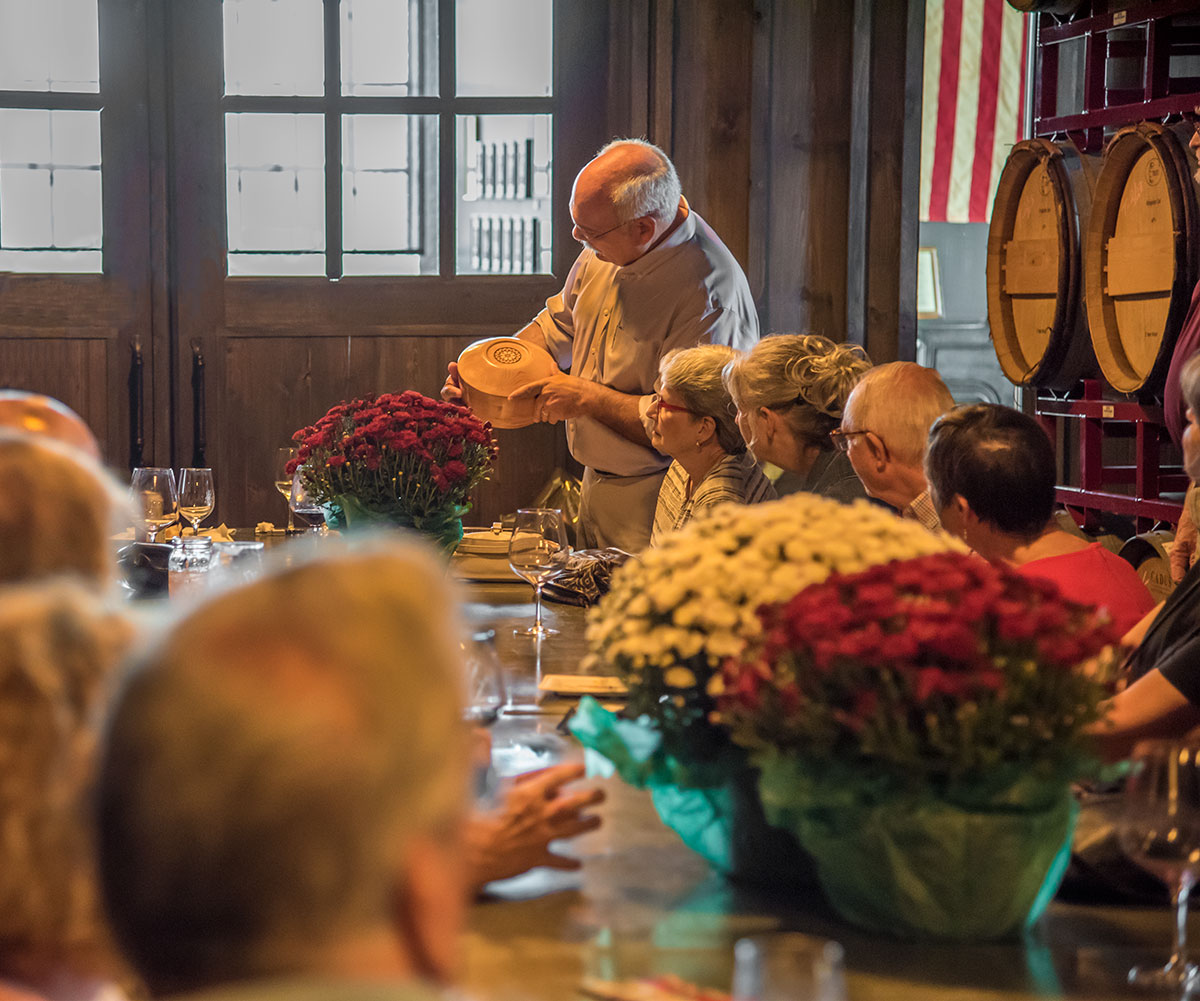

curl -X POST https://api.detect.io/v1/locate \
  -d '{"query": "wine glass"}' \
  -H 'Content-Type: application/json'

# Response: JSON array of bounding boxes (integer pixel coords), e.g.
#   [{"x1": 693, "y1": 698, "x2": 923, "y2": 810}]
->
[
  {"x1": 178, "y1": 467, "x2": 214, "y2": 535},
  {"x1": 130, "y1": 467, "x2": 178, "y2": 543},
  {"x1": 289, "y1": 471, "x2": 326, "y2": 534},
  {"x1": 1117, "y1": 739, "x2": 1200, "y2": 991},
  {"x1": 463, "y1": 629, "x2": 507, "y2": 726},
  {"x1": 275, "y1": 447, "x2": 298, "y2": 534},
  {"x1": 507, "y1": 508, "x2": 570, "y2": 638},
  {"x1": 732, "y1": 934, "x2": 846, "y2": 1001}
]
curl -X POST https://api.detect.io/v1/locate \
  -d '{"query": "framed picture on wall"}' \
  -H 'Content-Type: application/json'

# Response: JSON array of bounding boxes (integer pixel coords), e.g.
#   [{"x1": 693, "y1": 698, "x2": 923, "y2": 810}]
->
[{"x1": 917, "y1": 246, "x2": 943, "y2": 319}]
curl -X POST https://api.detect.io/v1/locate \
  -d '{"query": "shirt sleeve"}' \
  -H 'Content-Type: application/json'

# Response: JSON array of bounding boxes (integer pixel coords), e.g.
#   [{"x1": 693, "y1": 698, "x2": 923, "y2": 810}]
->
[
  {"x1": 1157, "y1": 639, "x2": 1200, "y2": 707},
  {"x1": 533, "y1": 250, "x2": 590, "y2": 369}
]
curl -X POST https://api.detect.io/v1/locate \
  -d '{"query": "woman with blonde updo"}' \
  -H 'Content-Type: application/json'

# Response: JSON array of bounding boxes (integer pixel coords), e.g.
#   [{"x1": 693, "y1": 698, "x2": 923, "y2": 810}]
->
[
  {"x1": 648, "y1": 344, "x2": 775, "y2": 546},
  {"x1": 0, "y1": 581, "x2": 136, "y2": 1001},
  {"x1": 723, "y1": 334, "x2": 872, "y2": 500}
]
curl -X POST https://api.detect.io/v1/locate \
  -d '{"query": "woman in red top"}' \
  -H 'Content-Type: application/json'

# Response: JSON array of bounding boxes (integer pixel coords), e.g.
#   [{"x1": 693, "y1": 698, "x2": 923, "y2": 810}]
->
[{"x1": 924, "y1": 403, "x2": 1155, "y2": 637}]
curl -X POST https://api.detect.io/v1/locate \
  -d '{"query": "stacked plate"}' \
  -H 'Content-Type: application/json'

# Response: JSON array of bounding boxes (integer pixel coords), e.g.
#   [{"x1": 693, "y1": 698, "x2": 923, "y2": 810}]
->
[{"x1": 454, "y1": 527, "x2": 520, "y2": 581}]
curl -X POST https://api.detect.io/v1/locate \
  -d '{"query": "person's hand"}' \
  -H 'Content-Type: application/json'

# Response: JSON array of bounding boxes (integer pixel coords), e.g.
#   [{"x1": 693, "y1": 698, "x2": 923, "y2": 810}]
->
[
  {"x1": 508, "y1": 374, "x2": 597, "y2": 423},
  {"x1": 466, "y1": 762, "x2": 604, "y2": 889},
  {"x1": 441, "y1": 361, "x2": 465, "y2": 403}
]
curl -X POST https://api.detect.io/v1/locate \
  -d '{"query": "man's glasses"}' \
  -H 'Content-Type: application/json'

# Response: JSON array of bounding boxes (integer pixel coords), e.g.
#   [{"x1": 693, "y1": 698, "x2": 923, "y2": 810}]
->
[
  {"x1": 573, "y1": 216, "x2": 629, "y2": 244},
  {"x1": 829, "y1": 428, "x2": 872, "y2": 452}
]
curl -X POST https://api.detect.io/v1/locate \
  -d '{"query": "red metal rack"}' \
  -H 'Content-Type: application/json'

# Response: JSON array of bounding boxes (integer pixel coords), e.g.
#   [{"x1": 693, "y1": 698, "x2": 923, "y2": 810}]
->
[
  {"x1": 1036, "y1": 381, "x2": 1186, "y2": 531},
  {"x1": 1034, "y1": 1, "x2": 1200, "y2": 152}
]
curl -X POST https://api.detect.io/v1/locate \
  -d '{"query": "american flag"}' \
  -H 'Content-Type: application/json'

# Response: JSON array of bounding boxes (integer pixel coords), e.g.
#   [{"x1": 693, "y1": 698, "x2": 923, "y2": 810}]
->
[{"x1": 920, "y1": 0, "x2": 1029, "y2": 223}]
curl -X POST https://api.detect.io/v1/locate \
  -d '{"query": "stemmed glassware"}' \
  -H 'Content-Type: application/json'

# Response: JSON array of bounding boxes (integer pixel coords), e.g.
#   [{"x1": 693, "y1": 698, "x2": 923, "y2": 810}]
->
[
  {"x1": 275, "y1": 447, "x2": 298, "y2": 533},
  {"x1": 289, "y1": 471, "x2": 326, "y2": 533},
  {"x1": 130, "y1": 467, "x2": 178, "y2": 543},
  {"x1": 507, "y1": 508, "x2": 570, "y2": 638},
  {"x1": 1118, "y1": 739, "x2": 1200, "y2": 991},
  {"x1": 463, "y1": 629, "x2": 507, "y2": 726},
  {"x1": 178, "y1": 467, "x2": 215, "y2": 535}
]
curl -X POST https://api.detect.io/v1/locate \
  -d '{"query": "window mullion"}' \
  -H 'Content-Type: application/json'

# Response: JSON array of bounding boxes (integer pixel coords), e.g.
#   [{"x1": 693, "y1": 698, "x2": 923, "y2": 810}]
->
[
  {"x1": 324, "y1": 0, "x2": 342, "y2": 279},
  {"x1": 438, "y1": 0, "x2": 454, "y2": 279}
]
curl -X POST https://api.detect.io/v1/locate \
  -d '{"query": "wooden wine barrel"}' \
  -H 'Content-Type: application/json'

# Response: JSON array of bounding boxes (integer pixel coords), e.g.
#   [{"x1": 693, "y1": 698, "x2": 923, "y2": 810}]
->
[
  {"x1": 1084, "y1": 122, "x2": 1200, "y2": 396},
  {"x1": 1118, "y1": 529, "x2": 1177, "y2": 603},
  {"x1": 987, "y1": 138, "x2": 1099, "y2": 391}
]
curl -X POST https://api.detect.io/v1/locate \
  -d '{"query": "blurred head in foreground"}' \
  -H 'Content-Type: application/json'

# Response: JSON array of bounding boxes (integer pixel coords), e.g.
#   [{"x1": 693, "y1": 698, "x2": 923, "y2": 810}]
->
[
  {"x1": 0, "y1": 392, "x2": 101, "y2": 460},
  {"x1": 0, "y1": 582, "x2": 134, "y2": 993},
  {"x1": 0, "y1": 433, "x2": 128, "y2": 590},
  {"x1": 95, "y1": 540, "x2": 470, "y2": 997}
]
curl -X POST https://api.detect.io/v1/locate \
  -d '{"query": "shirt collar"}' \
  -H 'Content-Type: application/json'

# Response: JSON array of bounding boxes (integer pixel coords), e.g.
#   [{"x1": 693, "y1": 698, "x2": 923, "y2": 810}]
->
[{"x1": 619, "y1": 197, "x2": 695, "y2": 280}]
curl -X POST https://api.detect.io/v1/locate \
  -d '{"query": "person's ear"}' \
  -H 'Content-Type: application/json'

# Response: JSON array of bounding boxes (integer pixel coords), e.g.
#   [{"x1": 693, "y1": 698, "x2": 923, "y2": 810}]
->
[
  {"x1": 696, "y1": 414, "x2": 717, "y2": 448},
  {"x1": 630, "y1": 215, "x2": 656, "y2": 245},
  {"x1": 760, "y1": 407, "x2": 778, "y2": 444},
  {"x1": 865, "y1": 431, "x2": 889, "y2": 470},
  {"x1": 390, "y1": 832, "x2": 466, "y2": 984}
]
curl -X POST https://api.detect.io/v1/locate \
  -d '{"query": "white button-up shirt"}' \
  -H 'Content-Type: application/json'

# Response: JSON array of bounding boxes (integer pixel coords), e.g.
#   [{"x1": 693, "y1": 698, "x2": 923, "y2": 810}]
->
[{"x1": 533, "y1": 208, "x2": 760, "y2": 476}]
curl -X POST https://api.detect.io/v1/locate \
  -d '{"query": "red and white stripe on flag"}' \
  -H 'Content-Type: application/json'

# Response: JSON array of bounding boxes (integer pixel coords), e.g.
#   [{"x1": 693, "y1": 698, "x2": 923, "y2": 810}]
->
[{"x1": 920, "y1": 0, "x2": 1029, "y2": 223}]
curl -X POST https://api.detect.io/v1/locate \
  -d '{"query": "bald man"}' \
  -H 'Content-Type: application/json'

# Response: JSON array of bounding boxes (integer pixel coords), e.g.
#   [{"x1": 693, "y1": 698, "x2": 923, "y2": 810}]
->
[
  {"x1": 445, "y1": 139, "x2": 759, "y2": 552},
  {"x1": 839, "y1": 362, "x2": 956, "y2": 532},
  {"x1": 0, "y1": 391, "x2": 101, "y2": 458}
]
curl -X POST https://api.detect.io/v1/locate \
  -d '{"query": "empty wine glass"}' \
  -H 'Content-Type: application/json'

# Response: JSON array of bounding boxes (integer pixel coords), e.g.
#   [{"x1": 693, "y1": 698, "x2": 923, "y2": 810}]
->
[
  {"x1": 463, "y1": 629, "x2": 507, "y2": 726},
  {"x1": 289, "y1": 472, "x2": 326, "y2": 534},
  {"x1": 732, "y1": 934, "x2": 846, "y2": 1001},
  {"x1": 507, "y1": 508, "x2": 569, "y2": 638},
  {"x1": 130, "y1": 467, "x2": 178, "y2": 543},
  {"x1": 275, "y1": 447, "x2": 298, "y2": 534},
  {"x1": 178, "y1": 467, "x2": 214, "y2": 535},
  {"x1": 1117, "y1": 739, "x2": 1200, "y2": 991}
]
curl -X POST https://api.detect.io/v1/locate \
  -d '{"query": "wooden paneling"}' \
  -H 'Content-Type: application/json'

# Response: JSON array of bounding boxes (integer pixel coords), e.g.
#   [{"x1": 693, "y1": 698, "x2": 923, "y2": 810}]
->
[
  {"x1": 668, "y1": 0, "x2": 754, "y2": 266},
  {"x1": 0, "y1": 336, "x2": 111, "y2": 441},
  {"x1": 750, "y1": 0, "x2": 921, "y2": 360},
  {"x1": 215, "y1": 331, "x2": 572, "y2": 530}
]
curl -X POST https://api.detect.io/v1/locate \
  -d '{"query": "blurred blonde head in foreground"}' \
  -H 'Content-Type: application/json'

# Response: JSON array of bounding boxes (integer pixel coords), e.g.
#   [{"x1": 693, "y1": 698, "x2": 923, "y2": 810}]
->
[
  {"x1": 95, "y1": 537, "x2": 471, "y2": 997},
  {"x1": 0, "y1": 581, "x2": 135, "y2": 992},
  {"x1": 0, "y1": 434, "x2": 128, "y2": 590}
]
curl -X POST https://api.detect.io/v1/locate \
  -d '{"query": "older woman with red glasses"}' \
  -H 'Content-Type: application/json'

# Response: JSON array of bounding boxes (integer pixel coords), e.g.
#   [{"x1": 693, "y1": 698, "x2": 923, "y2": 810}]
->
[
  {"x1": 722, "y1": 334, "x2": 872, "y2": 502},
  {"x1": 648, "y1": 345, "x2": 775, "y2": 547}
]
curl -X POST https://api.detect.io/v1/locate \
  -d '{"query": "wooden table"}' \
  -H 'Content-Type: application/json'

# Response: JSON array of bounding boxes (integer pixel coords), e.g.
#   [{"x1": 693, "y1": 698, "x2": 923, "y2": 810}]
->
[{"x1": 458, "y1": 579, "x2": 1198, "y2": 1001}]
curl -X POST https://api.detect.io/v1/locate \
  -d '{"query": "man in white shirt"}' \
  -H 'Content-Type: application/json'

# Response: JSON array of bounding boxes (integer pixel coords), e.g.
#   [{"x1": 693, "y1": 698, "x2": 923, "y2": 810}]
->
[{"x1": 445, "y1": 139, "x2": 759, "y2": 551}]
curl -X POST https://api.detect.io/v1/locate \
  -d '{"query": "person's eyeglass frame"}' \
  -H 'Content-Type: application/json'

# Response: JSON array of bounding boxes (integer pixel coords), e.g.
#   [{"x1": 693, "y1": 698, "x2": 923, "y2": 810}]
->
[
  {"x1": 829, "y1": 428, "x2": 876, "y2": 452},
  {"x1": 1181, "y1": 110, "x2": 1200, "y2": 137},
  {"x1": 572, "y1": 215, "x2": 630, "y2": 244},
  {"x1": 649, "y1": 392, "x2": 698, "y2": 417}
]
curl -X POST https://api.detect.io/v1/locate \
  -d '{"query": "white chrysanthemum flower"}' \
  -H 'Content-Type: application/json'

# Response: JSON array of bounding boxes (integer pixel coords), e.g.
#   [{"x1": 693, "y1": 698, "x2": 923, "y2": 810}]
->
[{"x1": 587, "y1": 494, "x2": 965, "y2": 690}]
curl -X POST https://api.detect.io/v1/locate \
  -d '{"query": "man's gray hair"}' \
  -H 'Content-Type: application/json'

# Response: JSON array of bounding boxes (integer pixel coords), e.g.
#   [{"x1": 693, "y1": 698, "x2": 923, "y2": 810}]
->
[
  {"x1": 95, "y1": 539, "x2": 468, "y2": 995},
  {"x1": 845, "y1": 362, "x2": 955, "y2": 467},
  {"x1": 598, "y1": 138, "x2": 682, "y2": 227}
]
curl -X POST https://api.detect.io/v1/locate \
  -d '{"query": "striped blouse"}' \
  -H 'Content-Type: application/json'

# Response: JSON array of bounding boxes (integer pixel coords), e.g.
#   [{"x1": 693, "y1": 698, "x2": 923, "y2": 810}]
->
[{"x1": 650, "y1": 451, "x2": 776, "y2": 546}]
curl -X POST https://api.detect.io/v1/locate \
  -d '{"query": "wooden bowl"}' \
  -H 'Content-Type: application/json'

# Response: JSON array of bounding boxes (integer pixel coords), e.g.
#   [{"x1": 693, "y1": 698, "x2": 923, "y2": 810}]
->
[{"x1": 457, "y1": 337, "x2": 560, "y2": 429}]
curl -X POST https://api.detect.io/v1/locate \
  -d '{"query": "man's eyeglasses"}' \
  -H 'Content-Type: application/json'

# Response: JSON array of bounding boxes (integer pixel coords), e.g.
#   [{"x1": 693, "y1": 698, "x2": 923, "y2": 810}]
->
[
  {"x1": 649, "y1": 392, "x2": 696, "y2": 416},
  {"x1": 829, "y1": 428, "x2": 873, "y2": 452},
  {"x1": 573, "y1": 216, "x2": 629, "y2": 244}
]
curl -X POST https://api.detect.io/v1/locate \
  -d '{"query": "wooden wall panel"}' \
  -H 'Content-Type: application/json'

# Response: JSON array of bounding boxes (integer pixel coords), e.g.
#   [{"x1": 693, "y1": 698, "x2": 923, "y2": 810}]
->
[
  {"x1": 668, "y1": 0, "x2": 754, "y2": 267},
  {"x1": 219, "y1": 336, "x2": 352, "y2": 528},
  {"x1": 215, "y1": 331, "x2": 571, "y2": 530},
  {"x1": 0, "y1": 335, "x2": 111, "y2": 443}
]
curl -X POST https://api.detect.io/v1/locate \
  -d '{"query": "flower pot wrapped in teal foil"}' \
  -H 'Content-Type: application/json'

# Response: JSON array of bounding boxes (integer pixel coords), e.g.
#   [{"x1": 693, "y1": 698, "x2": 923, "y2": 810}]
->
[
  {"x1": 569, "y1": 697, "x2": 815, "y2": 888},
  {"x1": 333, "y1": 493, "x2": 466, "y2": 554},
  {"x1": 757, "y1": 755, "x2": 1077, "y2": 940},
  {"x1": 288, "y1": 391, "x2": 496, "y2": 556},
  {"x1": 717, "y1": 552, "x2": 1120, "y2": 941}
]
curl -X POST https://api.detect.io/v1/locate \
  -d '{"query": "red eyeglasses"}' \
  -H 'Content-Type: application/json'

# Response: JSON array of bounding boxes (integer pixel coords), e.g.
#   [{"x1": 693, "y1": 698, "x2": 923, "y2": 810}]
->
[{"x1": 649, "y1": 392, "x2": 696, "y2": 416}]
